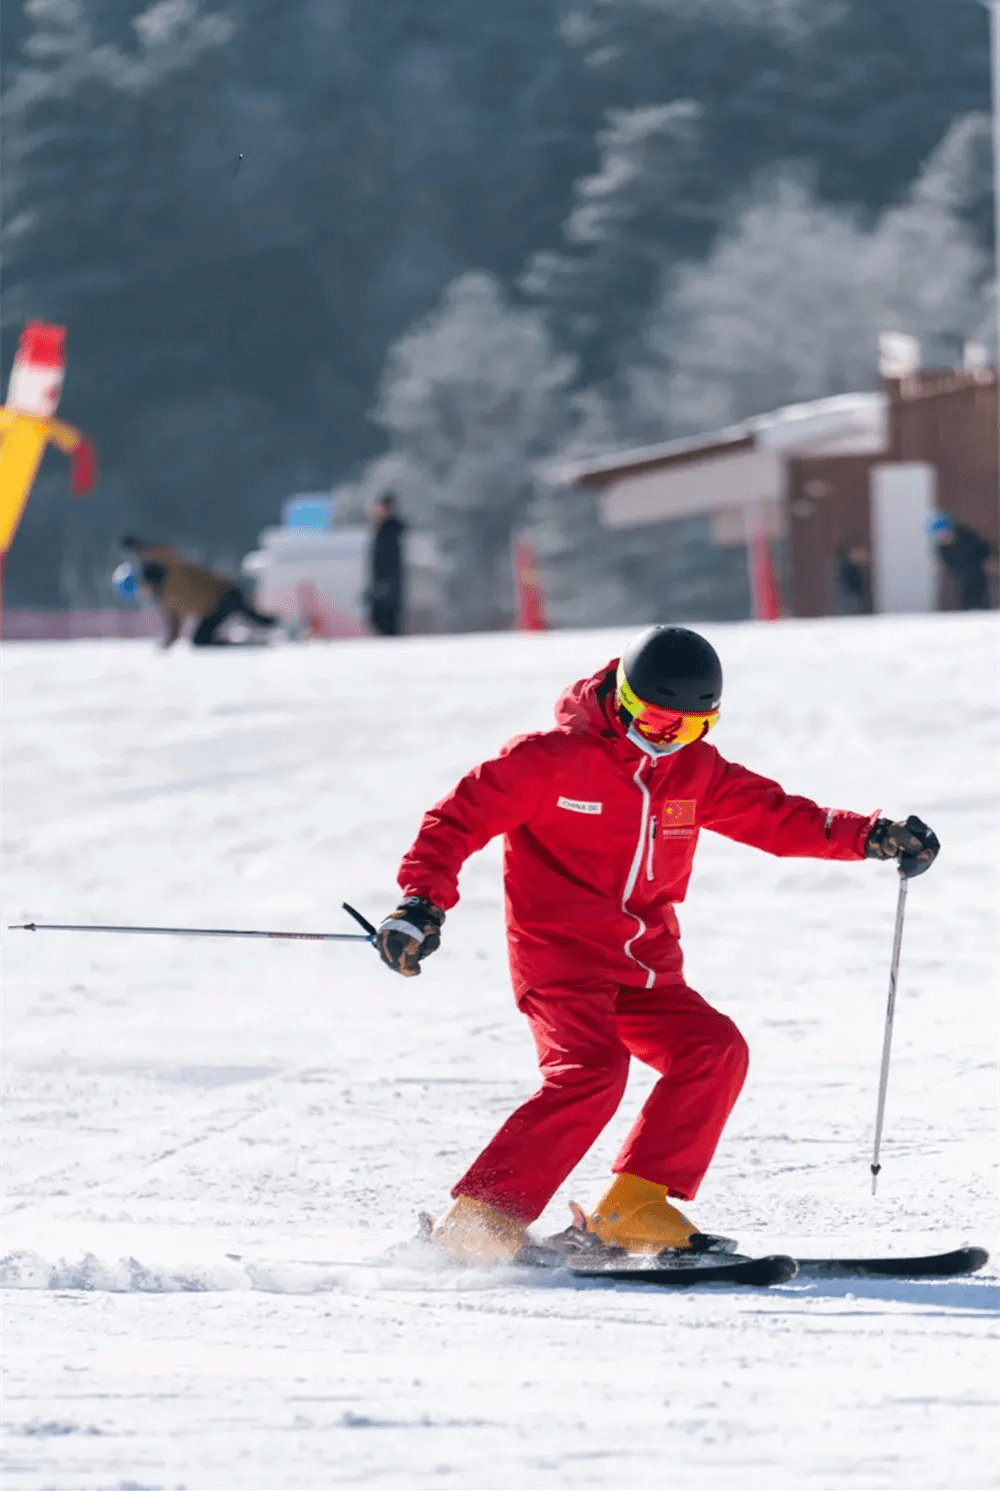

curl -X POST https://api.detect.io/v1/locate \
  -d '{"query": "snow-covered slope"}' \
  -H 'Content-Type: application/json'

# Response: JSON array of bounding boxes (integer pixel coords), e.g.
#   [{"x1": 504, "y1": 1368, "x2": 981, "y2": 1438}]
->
[{"x1": 2, "y1": 615, "x2": 998, "y2": 1491}]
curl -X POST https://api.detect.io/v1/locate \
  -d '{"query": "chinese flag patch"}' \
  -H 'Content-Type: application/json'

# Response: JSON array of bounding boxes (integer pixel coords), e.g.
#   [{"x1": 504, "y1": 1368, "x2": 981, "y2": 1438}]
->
[{"x1": 662, "y1": 800, "x2": 697, "y2": 828}]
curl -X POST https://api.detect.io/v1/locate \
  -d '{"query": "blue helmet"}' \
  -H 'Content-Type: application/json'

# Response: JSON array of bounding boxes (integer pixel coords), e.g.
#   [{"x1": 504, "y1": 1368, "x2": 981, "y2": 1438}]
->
[{"x1": 112, "y1": 562, "x2": 142, "y2": 603}]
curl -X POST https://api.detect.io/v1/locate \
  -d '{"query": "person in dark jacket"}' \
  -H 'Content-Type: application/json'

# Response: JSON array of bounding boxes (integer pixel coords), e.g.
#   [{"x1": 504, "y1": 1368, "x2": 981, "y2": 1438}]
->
[
  {"x1": 367, "y1": 495, "x2": 405, "y2": 636},
  {"x1": 120, "y1": 536, "x2": 278, "y2": 648},
  {"x1": 927, "y1": 514, "x2": 993, "y2": 610},
  {"x1": 834, "y1": 541, "x2": 871, "y2": 614}
]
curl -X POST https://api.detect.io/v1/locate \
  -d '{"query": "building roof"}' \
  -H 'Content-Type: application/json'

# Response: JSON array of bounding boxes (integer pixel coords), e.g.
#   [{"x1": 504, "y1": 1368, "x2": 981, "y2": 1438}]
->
[{"x1": 555, "y1": 392, "x2": 887, "y2": 490}]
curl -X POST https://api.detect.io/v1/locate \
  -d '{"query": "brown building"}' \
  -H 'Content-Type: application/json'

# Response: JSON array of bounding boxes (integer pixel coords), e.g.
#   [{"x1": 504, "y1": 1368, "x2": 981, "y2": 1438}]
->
[
  {"x1": 561, "y1": 370, "x2": 999, "y2": 618},
  {"x1": 789, "y1": 368, "x2": 999, "y2": 615}
]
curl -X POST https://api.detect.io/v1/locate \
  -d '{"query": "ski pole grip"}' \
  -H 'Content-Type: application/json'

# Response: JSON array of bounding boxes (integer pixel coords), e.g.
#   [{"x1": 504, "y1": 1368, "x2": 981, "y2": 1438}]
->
[{"x1": 342, "y1": 902, "x2": 378, "y2": 940}]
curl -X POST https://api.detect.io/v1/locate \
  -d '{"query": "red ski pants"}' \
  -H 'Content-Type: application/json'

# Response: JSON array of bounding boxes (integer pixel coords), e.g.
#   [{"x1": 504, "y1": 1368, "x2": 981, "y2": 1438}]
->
[{"x1": 452, "y1": 979, "x2": 749, "y2": 1225}]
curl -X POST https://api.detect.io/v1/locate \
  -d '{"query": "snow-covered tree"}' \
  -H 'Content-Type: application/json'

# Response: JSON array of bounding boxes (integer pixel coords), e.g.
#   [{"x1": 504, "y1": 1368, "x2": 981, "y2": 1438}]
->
[
  {"x1": 521, "y1": 101, "x2": 709, "y2": 378},
  {"x1": 909, "y1": 113, "x2": 993, "y2": 252},
  {"x1": 529, "y1": 387, "x2": 645, "y2": 627},
  {"x1": 369, "y1": 273, "x2": 576, "y2": 631},
  {"x1": 629, "y1": 121, "x2": 990, "y2": 435}
]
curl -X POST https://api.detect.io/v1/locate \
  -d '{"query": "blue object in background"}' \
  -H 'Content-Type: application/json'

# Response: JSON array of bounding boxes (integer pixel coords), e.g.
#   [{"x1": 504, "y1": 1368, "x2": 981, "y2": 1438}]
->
[
  {"x1": 112, "y1": 562, "x2": 142, "y2": 603},
  {"x1": 282, "y1": 494, "x2": 333, "y2": 530},
  {"x1": 925, "y1": 512, "x2": 953, "y2": 537}
]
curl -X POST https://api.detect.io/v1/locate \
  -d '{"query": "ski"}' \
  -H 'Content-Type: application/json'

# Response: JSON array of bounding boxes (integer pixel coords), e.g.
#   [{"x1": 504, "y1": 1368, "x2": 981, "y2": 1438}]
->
[
  {"x1": 415, "y1": 1215, "x2": 988, "y2": 1287},
  {"x1": 792, "y1": 1245, "x2": 989, "y2": 1280},
  {"x1": 552, "y1": 1253, "x2": 798, "y2": 1288}
]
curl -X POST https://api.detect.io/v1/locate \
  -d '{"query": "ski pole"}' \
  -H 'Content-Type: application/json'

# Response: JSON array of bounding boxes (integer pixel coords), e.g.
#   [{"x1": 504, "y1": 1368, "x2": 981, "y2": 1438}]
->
[
  {"x1": 869, "y1": 874, "x2": 909, "y2": 1195},
  {"x1": 10, "y1": 918, "x2": 372, "y2": 945}
]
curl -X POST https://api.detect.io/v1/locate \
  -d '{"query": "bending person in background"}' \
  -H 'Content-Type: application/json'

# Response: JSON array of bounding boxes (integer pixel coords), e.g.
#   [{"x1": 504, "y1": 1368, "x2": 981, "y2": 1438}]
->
[
  {"x1": 120, "y1": 536, "x2": 278, "y2": 648},
  {"x1": 366, "y1": 494, "x2": 405, "y2": 636},
  {"x1": 927, "y1": 513, "x2": 993, "y2": 611}
]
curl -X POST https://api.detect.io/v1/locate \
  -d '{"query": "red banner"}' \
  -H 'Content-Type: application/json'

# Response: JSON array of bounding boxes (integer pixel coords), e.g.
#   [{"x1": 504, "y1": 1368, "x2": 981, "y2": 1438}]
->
[
  {"x1": 512, "y1": 535, "x2": 547, "y2": 632},
  {"x1": 746, "y1": 519, "x2": 784, "y2": 622}
]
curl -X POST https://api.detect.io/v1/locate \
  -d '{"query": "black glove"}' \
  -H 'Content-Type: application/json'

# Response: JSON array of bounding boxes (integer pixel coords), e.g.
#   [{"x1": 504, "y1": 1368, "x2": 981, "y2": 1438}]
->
[
  {"x1": 865, "y1": 815, "x2": 940, "y2": 878},
  {"x1": 376, "y1": 896, "x2": 445, "y2": 977}
]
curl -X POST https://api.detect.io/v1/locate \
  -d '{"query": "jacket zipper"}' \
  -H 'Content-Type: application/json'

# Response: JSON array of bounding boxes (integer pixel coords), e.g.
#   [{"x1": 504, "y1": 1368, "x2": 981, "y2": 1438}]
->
[
  {"x1": 646, "y1": 816, "x2": 656, "y2": 880},
  {"x1": 621, "y1": 757, "x2": 656, "y2": 989}
]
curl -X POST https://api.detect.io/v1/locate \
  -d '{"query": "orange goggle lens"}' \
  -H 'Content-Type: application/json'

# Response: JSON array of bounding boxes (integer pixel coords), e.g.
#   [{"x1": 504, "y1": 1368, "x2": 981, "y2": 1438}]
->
[
  {"x1": 631, "y1": 703, "x2": 719, "y2": 746},
  {"x1": 616, "y1": 663, "x2": 720, "y2": 746}
]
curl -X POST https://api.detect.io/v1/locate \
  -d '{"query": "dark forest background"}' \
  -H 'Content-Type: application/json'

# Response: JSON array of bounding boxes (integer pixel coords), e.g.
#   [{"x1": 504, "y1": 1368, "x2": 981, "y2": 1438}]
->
[{"x1": 0, "y1": 0, "x2": 992, "y2": 612}]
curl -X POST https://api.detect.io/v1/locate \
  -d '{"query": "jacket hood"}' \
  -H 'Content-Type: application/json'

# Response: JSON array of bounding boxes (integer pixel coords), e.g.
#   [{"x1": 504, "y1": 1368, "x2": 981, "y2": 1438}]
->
[{"x1": 554, "y1": 660, "x2": 624, "y2": 741}]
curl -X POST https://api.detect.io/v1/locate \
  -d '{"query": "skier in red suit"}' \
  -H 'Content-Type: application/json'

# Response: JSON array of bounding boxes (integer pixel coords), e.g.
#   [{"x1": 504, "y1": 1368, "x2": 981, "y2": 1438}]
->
[{"x1": 376, "y1": 627, "x2": 939, "y2": 1264}]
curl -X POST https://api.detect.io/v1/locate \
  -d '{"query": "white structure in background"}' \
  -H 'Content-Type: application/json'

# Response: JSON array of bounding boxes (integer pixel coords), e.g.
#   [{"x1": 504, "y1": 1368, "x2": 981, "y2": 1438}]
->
[
  {"x1": 869, "y1": 463, "x2": 937, "y2": 614},
  {"x1": 242, "y1": 495, "x2": 442, "y2": 637},
  {"x1": 877, "y1": 330, "x2": 922, "y2": 379}
]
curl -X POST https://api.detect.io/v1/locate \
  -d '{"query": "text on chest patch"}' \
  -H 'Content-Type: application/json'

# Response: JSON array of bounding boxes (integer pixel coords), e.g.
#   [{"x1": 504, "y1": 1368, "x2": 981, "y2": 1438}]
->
[{"x1": 557, "y1": 795, "x2": 603, "y2": 815}]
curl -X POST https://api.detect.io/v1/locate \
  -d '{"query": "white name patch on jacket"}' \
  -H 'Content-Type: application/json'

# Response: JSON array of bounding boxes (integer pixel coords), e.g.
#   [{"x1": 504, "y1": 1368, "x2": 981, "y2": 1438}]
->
[{"x1": 557, "y1": 796, "x2": 603, "y2": 815}]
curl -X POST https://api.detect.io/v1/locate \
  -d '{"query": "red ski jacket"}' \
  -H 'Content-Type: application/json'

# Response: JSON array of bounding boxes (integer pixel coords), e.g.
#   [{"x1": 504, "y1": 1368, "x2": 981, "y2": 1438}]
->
[{"x1": 398, "y1": 661, "x2": 878, "y2": 996}]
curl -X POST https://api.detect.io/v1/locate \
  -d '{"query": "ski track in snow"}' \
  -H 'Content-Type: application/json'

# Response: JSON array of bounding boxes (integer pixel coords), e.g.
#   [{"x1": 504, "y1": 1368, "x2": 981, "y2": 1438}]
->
[{"x1": 1, "y1": 616, "x2": 998, "y2": 1490}]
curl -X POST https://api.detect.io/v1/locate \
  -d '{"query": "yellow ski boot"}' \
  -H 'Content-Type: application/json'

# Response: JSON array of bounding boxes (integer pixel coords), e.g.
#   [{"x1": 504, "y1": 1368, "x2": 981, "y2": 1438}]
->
[
  {"x1": 586, "y1": 1173, "x2": 700, "y2": 1254},
  {"x1": 430, "y1": 1195, "x2": 529, "y2": 1266},
  {"x1": 543, "y1": 1174, "x2": 736, "y2": 1258}
]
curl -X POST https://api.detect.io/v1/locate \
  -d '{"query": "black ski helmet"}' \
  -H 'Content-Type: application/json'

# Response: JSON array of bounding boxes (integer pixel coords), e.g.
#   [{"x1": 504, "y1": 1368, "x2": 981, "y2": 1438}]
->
[{"x1": 617, "y1": 626, "x2": 723, "y2": 715}]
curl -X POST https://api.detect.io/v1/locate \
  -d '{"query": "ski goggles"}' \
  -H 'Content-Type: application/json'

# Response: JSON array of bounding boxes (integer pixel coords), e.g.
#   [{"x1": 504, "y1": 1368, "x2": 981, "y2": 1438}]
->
[{"x1": 616, "y1": 660, "x2": 720, "y2": 747}]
